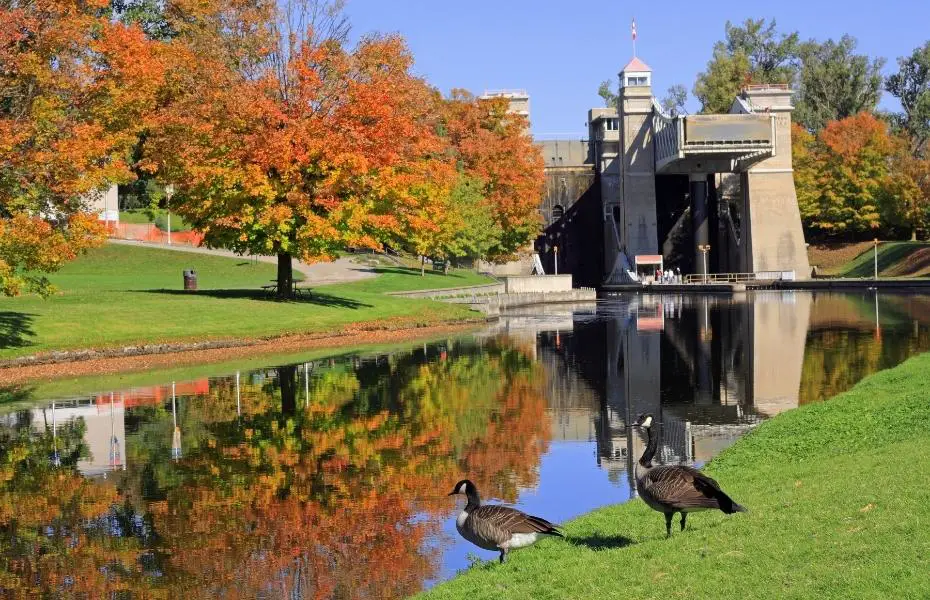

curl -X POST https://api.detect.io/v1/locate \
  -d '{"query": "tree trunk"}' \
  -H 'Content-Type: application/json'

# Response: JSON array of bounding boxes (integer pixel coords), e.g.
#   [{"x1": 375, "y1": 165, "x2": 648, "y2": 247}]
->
[
  {"x1": 420, "y1": 256, "x2": 425, "y2": 277},
  {"x1": 277, "y1": 252, "x2": 293, "y2": 300},
  {"x1": 912, "y1": 228, "x2": 918, "y2": 241},
  {"x1": 278, "y1": 365, "x2": 297, "y2": 416}
]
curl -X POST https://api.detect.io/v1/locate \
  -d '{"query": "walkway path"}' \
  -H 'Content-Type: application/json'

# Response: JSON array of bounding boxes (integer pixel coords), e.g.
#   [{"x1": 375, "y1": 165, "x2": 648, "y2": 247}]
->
[{"x1": 108, "y1": 239, "x2": 377, "y2": 285}]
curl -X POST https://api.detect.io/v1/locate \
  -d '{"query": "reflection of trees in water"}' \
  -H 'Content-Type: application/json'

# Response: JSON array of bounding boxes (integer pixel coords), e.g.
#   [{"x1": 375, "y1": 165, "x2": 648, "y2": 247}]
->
[
  {"x1": 799, "y1": 326, "x2": 930, "y2": 404},
  {"x1": 0, "y1": 339, "x2": 549, "y2": 598},
  {"x1": 0, "y1": 417, "x2": 138, "y2": 597},
  {"x1": 801, "y1": 294, "x2": 930, "y2": 404}
]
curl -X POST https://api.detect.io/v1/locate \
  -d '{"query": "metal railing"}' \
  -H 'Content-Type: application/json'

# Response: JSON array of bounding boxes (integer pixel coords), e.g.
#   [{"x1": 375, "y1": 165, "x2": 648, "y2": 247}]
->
[
  {"x1": 742, "y1": 83, "x2": 791, "y2": 92},
  {"x1": 683, "y1": 271, "x2": 795, "y2": 284},
  {"x1": 684, "y1": 272, "x2": 761, "y2": 284},
  {"x1": 653, "y1": 102, "x2": 683, "y2": 171}
]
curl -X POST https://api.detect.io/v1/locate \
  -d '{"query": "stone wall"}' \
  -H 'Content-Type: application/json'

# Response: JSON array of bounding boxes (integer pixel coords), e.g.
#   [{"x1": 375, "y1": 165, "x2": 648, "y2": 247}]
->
[{"x1": 504, "y1": 275, "x2": 573, "y2": 293}]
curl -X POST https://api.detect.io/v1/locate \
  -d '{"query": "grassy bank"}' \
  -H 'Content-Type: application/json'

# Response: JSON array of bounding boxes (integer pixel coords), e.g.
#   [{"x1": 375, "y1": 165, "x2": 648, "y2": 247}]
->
[
  {"x1": 423, "y1": 353, "x2": 930, "y2": 599},
  {"x1": 0, "y1": 329, "x2": 473, "y2": 409},
  {"x1": 0, "y1": 244, "x2": 492, "y2": 360},
  {"x1": 810, "y1": 241, "x2": 930, "y2": 277}
]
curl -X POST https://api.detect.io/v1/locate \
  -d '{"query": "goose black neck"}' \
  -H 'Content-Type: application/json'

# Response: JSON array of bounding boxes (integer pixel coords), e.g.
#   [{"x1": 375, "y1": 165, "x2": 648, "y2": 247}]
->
[
  {"x1": 464, "y1": 488, "x2": 481, "y2": 512},
  {"x1": 639, "y1": 424, "x2": 658, "y2": 468}
]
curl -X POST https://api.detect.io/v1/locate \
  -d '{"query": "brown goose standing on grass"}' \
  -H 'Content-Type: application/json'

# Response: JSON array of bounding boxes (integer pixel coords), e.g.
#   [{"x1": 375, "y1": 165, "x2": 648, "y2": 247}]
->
[
  {"x1": 448, "y1": 479, "x2": 563, "y2": 563},
  {"x1": 633, "y1": 414, "x2": 747, "y2": 537}
]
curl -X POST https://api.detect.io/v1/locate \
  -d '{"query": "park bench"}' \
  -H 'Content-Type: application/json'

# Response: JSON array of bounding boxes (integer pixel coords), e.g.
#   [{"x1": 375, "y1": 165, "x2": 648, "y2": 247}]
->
[{"x1": 262, "y1": 280, "x2": 310, "y2": 298}]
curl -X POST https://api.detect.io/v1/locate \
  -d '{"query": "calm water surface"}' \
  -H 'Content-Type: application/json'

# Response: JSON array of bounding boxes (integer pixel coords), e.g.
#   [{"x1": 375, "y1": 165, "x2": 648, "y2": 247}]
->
[{"x1": 2, "y1": 291, "x2": 929, "y2": 597}]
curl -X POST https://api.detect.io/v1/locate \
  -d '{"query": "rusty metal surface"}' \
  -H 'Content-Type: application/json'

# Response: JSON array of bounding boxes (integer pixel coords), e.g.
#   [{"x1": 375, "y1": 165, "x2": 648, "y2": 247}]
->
[{"x1": 684, "y1": 115, "x2": 771, "y2": 145}]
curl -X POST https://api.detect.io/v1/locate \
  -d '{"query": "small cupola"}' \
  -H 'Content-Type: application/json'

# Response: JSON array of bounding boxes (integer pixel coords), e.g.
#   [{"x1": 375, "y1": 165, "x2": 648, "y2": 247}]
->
[{"x1": 620, "y1": 57, "x2": 652, "y2": 88}]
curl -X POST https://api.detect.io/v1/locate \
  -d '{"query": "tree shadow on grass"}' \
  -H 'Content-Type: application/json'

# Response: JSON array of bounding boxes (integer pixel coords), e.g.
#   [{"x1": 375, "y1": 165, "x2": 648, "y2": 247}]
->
[
  {"x1": 0, "y1": 311, "x2": 36, "y2": 350},
  {"x1": 137, "y1": 289, "x2": 372, "y2": 309},
  {"x1": 566, "y1": 533, "x2": 634, "y2": 550}
]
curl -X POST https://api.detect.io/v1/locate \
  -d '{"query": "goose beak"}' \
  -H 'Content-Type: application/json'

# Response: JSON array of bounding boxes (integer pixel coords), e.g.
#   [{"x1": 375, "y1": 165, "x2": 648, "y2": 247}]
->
[{"x1": 447, "y1": 491, "x2": 456, "y2": 496}]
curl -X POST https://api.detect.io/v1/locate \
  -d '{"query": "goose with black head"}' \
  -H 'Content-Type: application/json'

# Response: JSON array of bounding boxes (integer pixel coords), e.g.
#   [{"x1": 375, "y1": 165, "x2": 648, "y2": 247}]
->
[
  {"x1": 448, "y1": 479, "x2": 563, "y2": 563},
  {"x1": 633, "y1": 414, "x2": 748, "y2": 537}
]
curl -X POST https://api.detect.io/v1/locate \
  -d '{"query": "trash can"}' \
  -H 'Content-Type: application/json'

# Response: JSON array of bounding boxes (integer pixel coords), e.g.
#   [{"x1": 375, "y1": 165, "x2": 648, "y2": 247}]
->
[{"x1": 183, "y1": 269, "x2": 197, "y2": 291}]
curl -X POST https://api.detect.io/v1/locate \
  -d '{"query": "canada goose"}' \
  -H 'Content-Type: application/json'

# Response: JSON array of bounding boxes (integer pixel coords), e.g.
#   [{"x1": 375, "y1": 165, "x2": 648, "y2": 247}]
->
[
  {"x1": 448, "y1": 479, "x2": 563, "y2": 563},
  {"x1": 633, "y1": 414, "x2": 747, "y2": 537}
]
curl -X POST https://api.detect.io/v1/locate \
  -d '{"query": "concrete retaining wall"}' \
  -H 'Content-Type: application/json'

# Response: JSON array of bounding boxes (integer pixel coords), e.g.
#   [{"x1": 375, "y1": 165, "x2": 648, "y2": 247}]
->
[
  {"x1": 504, "y1": 275, "x2": 573, "y2": 294},
  {"x1": 387, "y1": 277, "x2": 596, "y2": 315},
  {"x1": 458, "y1": 289, "x2": 597, "y2": 315}
]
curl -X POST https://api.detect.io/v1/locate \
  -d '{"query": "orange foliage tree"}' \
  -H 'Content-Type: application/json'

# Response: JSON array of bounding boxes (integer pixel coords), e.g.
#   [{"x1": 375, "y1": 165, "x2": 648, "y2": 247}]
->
[
  {"x1": 0, "y1": 0, "x2": 164, "y2": 294},
  {"x1": 793, "y1": 113, "x2": 930, "y2": 238},
  {"x1": 443, "y1": 91, "x2": 545, "y2": 261},
  {"x1": 145, "y1": 0, "x2": 455, "y2": 298}
]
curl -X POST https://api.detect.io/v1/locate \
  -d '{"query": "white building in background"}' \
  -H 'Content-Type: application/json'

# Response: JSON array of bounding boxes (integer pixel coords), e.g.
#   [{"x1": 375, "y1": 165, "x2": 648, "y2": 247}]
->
[
  {"x1": 83, "y1": 184, "x2": 119, "y2": 223},
  {"x1": 479, "y1": 89, "x2": 530, "y2": 120}
]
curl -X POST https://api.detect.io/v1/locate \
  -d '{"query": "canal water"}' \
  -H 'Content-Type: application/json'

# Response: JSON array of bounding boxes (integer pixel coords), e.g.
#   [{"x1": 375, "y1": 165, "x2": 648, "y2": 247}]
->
[{"x1": 2, "y1": 291, "x2": 929, "y2": 597}]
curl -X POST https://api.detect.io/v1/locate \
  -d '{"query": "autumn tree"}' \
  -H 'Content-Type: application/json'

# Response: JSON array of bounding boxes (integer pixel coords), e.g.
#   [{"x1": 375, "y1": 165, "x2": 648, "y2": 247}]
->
[
  {"x1": 794, "y1": 113, "x2": 900, "y2": 237},
  {"x1": 442, "y1": 91, "x2": 544, "y2": 261},
  {"x1": 0, "y1": 0, "x2": 164, "y2": 294},
  {"x1": 145, "y1": 0, "x2": 454, "y2": 298},
  {"x1": 885, "y1": 152, "x2": 930, "y2": 240},
  {"x1": 444, "y1": 176, "x2": 502, "y2": 264},
  {"x1": 793, "y1": 123, "x2": 820, "y2": 228}
]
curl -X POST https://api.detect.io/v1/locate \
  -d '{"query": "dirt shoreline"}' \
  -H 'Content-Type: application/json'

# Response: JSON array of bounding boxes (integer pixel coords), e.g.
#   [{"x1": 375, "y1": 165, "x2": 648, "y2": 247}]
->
[{"x1": 0, "y1": 319, "x2": 488, "y2": 386}]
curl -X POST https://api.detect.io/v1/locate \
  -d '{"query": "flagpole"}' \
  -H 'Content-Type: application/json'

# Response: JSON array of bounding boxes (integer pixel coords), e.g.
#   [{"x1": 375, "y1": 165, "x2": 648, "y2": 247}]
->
[{"x1": 632, "y1": 18, "x2": 637, "y2": 58}]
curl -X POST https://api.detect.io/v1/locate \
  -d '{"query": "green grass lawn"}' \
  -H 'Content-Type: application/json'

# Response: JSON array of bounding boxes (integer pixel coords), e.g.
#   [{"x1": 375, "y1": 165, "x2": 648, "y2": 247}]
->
[
  {"x1": 0, "y1": 244, "x2": 492, "y2": 360},
  {"x1": 119, "y1": 209, "x2": 192, "y2": 231},
  {"x1": 827, "y1": 241, "x2": 930, "y2": 278},
  {"x1": 336, "y1": 266, "x2": 494, "y2": 294},
  {"x1": 422, "y1": 353, "x2": 930, "y2": 599}
]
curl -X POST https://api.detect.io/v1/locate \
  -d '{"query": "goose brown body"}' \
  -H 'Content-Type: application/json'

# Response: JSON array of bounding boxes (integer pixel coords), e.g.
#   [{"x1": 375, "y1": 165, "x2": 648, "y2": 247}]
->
[
  {"x1": 449, "y1": 480, "x2": 562, "y2": 562},
  {"x1": 633, "y1": 414, "x2": 747, "y2": 536}
]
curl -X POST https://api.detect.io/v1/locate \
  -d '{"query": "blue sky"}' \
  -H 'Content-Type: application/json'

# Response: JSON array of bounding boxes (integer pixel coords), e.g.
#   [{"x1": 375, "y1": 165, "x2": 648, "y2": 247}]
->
[{"x1": 344, "y1": 0, "x2": 928, "y2": 138}]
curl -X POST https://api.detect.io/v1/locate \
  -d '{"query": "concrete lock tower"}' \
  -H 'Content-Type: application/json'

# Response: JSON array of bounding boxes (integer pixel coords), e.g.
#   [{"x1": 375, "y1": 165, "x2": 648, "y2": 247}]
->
[{"x1": 601, "y1": 57, "x2": 810, "y2": 285}]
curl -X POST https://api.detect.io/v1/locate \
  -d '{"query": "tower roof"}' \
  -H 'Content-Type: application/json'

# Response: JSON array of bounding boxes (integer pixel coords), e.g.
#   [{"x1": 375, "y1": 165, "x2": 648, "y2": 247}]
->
[{"x1": 621, "y1": 57, "x2": 652, "y2": 73}]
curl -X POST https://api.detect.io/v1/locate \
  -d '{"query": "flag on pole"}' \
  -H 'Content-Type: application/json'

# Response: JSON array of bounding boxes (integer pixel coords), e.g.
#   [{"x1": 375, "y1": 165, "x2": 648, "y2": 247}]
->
[{"x1": 631, "y1": 18, "x2": 637, "y2": 57}]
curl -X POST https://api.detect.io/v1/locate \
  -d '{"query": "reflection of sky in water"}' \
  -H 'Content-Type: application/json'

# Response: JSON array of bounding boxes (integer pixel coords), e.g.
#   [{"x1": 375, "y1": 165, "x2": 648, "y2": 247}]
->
[{"x1": 4, "y1": 291, "x2": 930, "y2": 597}]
